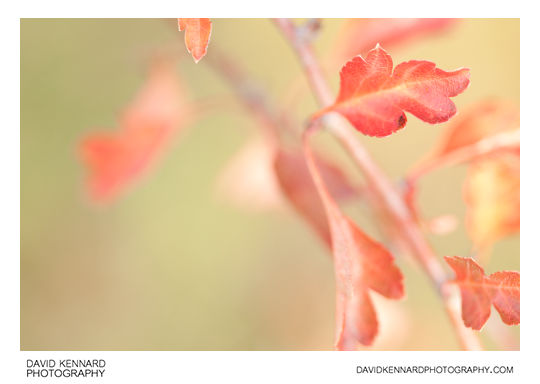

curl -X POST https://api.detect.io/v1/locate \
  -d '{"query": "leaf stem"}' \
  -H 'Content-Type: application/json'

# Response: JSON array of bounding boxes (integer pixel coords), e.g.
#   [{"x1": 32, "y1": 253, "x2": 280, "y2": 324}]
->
[{"x1": 274, "y1": 18, "x2": 483, "y2": 351}]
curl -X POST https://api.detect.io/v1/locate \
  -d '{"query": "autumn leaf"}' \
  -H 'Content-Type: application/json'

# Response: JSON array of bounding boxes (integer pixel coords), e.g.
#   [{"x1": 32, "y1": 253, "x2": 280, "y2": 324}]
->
[
  {"x1": 407, "y1": 100, "x2": 520, "y2": 182},
  {"x1": 433, "y1": 100, "x2": 519, "y2": 158},
  {"x1": 489, "y1": 271, "x2": 520, "y2": 326},
  {"x1": 178, "y1": 18, "x2": 212, "y2": 63},
  {"x1": 404, "y1": 101, "x2": 519, "y2": 242},
  {"x1": 445, "y1": 256, "x2": 519, "y2": 330},
  {"x1": 79, "y1": 60, "x2": 185, "y2": 202},
  {"x1": 274, "y1": 147, "x2": 358, "y2": 247},
  {"x1": 464, "y1": 152, "x2": 520, "y2": 249},
  {"x1": 329, "y1": 208, "x2": 404, "y2": 349},
  {"x1": 315, "y1": 45, "x2": 470, "y2": 137},
  {"x1": 302, "y1": 128, "x2": 404, "y2": 349},
  {"x1": 336, "y1": 18, "x2": 456, "y2": 60}
]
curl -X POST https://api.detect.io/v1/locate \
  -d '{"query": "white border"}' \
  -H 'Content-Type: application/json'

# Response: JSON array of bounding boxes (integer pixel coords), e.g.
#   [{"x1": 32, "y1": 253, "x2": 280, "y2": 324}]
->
[
  {"x1": 4, "y1": 1, "x2": 538, "y2": 383},
  {"x1": 11, "y1": 0, "x2": 525, "y2": 18}
]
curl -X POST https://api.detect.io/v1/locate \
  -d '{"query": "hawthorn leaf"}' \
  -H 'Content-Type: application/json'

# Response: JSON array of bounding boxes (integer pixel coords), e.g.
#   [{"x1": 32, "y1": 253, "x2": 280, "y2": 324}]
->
[
  {"x1": 316, "y1": 45, "x2": 470, "y2": 137},
  {"x1": 405, "y1": 101, "x2": 519, "y2": 240},
  {"x1": 273, "y1": 147, "x2": 358, "y2": 247},
  {"x1": 178, "y1": 18, "x2": 212, "y2": 63},
  {"x1": 431, "y1": 100, "x2": 520, "y2": 159},
  {"x1": 407, "y1": 100, "x2": 520, "y2": 186},
  {"x1": 336, "y1": 18, "x2": 456, "y2": 60},
  {"x1": 79, "y1": 60, "x2": 185, "y2": 202},
  {"x1": 445, "y1": 256, "x2": 520, "y2": 330},
  {"x1": 444, "y1": 256, "x2": 492, "y2": 330},
  {"x1": 329, "y1": 209, "x2": 404, "y2": 349},
  {"x1": 488, "y1": 271, "x2": 520, "y2": 326},
  {"x1": 303, "y1": 131, "x2": 404, "y2": 349},
  {"x1": 464, "y1": 152, "x2": 520, "y2": 249}
]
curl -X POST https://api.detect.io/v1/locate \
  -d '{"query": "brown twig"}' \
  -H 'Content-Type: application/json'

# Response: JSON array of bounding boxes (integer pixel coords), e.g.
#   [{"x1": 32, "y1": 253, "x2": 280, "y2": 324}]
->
[{"x1": 273, "y1": 18, "x2": 482, "y2": 350}]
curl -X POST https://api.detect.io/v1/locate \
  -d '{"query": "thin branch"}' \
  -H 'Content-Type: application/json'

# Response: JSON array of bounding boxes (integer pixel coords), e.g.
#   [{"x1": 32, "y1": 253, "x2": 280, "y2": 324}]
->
[
  {"x1": 204, "y1": 46, "x2": 297, "y2": 145},
  {"x1": 274, "y1": 18, "x2": 483, "y2": 351}
]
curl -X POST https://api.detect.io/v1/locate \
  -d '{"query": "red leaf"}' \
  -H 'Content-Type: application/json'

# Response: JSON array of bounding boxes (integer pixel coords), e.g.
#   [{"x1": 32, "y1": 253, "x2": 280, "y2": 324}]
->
[
  {"x1": 444, "y1": 256, "x2": 492, "y2": 330},
  {"x1": 464, "y1": 152, "x2": 520, "y2": 249},
  {"x1": 432, "y1": 100, "x2": 520, "y2": 159},
  {"x1": 488, "y1": 271, "x2": 520, "y2": 326},
  {"x1": 445, "y1": 256, "x2": 520, "y2": 330},
  {"x1": 302, "y1": 131, "x2": 404, "y2": 349},
  {"x1": 178, "y1": 18, "x2": 212, "y2": 63},
  {"x1": 79, "y1": 61, "x2": 185, "y2": 202},
  {"x1": 316, "y1": 45, "x2": 470, "y2": 137},
  {"x1": 405, "y1": 101, "x2": 519, "y2": 241},
  {"x1": 336, "y1": 18, "x2": 456, "y2": 59},
  {"x1": 407, "y1": 100, "x2": 520, "y2": 184},
  {"x1": 273, "y1": 147, "x2": 358, "y2": 247}
]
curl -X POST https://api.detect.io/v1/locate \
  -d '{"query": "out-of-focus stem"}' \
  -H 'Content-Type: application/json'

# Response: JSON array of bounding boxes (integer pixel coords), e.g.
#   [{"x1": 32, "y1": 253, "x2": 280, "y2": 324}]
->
[
  {"x1": 204, "y1": 47, "x2": 296, "y2": 145},
  {"x1": 274, "y1": 18, "x2": 483, "y2": 351}
]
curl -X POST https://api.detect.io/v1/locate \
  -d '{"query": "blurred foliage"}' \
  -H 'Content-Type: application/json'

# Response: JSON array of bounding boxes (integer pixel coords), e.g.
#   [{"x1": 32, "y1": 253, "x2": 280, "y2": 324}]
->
[{"x1": 21, "y1": 18, "x2": 519, "y2": 350}]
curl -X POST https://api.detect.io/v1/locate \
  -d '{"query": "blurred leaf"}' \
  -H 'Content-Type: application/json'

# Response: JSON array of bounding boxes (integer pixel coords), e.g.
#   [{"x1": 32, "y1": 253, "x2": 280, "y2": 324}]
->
[
  {"x1": 303, "y1": 131, "x2": 404, "y2": 349},
  {"x1": 79, "y1": 59, "x2": 186, "y2": 202},
  {"x1": 274, "y1": 146, "x2": 358, "y2": 247},
  {"x1": 464, "y1": 152, "x2": 520, "y2": 250},
  {"x1": 430, "y1": 100, "x2": 519, "y2": 160},
  {"x1": 335, "y1": 18, "x2": 455, "y2": 60}
]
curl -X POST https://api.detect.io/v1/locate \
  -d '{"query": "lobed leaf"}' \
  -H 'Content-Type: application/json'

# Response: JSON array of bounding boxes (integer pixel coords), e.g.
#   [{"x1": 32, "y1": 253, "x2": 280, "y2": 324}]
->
[
  {"x1": 316, "y1": 45, "x2": 470, "y2": 137},
  {"x1": 405, "y1": 101, "x2": 519, "y2": 243},
  {"x1": 431, "y1": 100, "x2": 520, "y2": 160},
  {"x1": 488, "y1": 271, "x2": 520, "y2": 326},
  {"x1": 445, "y1": 256, "x2": 520, "y2": 330},
  {"x1": 445, "y1": 256, "x2": 492, "y2": 330},
  {"x1": 303, "y1": 130, "x2": 404, "y2": 349}
]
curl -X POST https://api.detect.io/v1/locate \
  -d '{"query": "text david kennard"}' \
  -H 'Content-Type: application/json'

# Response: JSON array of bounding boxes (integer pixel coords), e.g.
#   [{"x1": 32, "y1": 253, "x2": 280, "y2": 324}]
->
[{"x1": 27, "y1": 359, "x2": 106, "y2": 378}]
